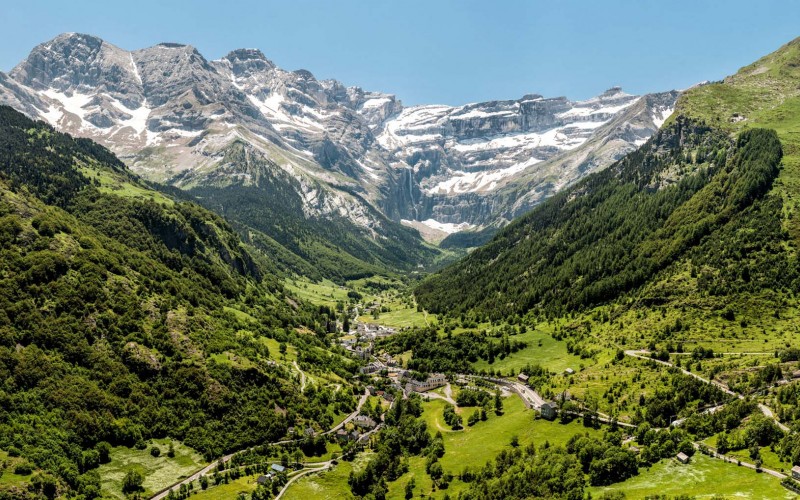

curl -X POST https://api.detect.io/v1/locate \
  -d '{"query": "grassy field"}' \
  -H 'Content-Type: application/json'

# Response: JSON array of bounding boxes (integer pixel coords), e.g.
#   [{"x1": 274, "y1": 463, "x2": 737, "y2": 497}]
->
[
  {"x1": 209, "y1": 351, "x2": 256, "y2": 369},
  {"x1": 382, "y1": 396, "x2": 603, "y2": 499},
  {"x1": 223, "y1": 305, "x2": 258, "y2": 323},
  {"x1": 703, "y1": 434, "x2": 793, "y2": 474},
  {"x1": 285, "y1": 278, "x2": 349, "y2": 308},
  {"x1": 259, "y1": 336, "x2": 298, "y2": 363},
  {"x1": 472, "y1": 328, "x2": 585, "y2": 375},
  {"x1": 283, "y1": 453, "x2": 373, "y2": 500},
  {"x1": 97, "y1": 439, "x2": 207, "y2": 499},
  {"x1": 359, "y1": 305, "x2": 429, "y2": 329},
  {"x1": 283, "y1": 395, "x2": 603, "y2": 500},
  {"x1": 80, "y1": 164, "x2": 174, "y2": 205},
  {"x1": 190, "y1": 473, "x2": 261, "y2": 499},
  {"x1": 590, "y1": 453, "x2": 792, "y2": 499},
  {"x1": 356, "y1": 289, "x2": 429, "y2": 329},
  {"x1": 421, "y1": 396, "x2": 600, "y2": 473}
]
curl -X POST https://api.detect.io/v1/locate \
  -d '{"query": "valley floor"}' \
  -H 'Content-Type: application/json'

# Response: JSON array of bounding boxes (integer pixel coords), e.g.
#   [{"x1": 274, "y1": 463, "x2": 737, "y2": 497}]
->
[{"x1": 276, "y1": 279, "x2": 800, "y2": 499}]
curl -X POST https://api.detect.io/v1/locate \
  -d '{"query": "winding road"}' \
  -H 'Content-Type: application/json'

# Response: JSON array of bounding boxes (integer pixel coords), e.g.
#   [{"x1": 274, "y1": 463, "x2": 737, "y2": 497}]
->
[
  {"x1": 624, "y1": 350, "x2": 790, "y2": 432},
  {"x1": 422, "y1": 383, "x2": 457, "y2": 406}
]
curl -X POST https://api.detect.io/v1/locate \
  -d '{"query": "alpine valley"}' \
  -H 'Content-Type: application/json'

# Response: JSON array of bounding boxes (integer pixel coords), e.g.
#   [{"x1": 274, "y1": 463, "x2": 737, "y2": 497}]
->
[{"x1": 3, "y1": 26, "x2": 800, "y2": 500}]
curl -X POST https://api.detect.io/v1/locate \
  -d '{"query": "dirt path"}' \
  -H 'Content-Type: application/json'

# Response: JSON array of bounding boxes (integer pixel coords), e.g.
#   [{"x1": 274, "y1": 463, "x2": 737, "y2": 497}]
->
[
  {"x1": 274, "y1": 462, "x2": 333, "y2": 500},
  {"x1": 293, "y1": 360, "x2": 307, "y2": 392}
]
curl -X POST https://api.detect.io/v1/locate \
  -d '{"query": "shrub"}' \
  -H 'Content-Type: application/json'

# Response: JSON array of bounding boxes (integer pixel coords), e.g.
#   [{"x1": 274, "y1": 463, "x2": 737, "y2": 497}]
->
[
  {"x1": 14, "y1": 462, "x2": 33, "y2": 475},
  {"x1": 122, "y1": 470, "x2": 144, "y2": 493}
]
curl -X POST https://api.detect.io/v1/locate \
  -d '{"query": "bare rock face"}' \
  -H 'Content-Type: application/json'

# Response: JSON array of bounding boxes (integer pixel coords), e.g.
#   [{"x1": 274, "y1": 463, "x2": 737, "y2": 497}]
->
[
  {"x1": 12, "y1": 33, "x2": 145, "y2": 108},
  {"x1": 0, "y1": 33, "x2": 678, "y2": 244}
]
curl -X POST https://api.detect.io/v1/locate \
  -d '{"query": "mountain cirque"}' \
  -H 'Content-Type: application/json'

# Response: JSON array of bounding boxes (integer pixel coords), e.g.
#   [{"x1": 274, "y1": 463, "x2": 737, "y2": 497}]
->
[{"x1": 0, "y1": 33, "x2": 677, "y2": 242}]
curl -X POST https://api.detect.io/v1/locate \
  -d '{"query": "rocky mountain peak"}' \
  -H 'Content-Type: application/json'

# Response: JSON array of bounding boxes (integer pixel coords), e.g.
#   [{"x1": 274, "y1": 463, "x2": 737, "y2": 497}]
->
[
  {"x1": 11, "y1": 33, "x2": 142, "y2": 106},
  {"x1": 222, "y1": 48, "x2": 276, "y2": 75}
]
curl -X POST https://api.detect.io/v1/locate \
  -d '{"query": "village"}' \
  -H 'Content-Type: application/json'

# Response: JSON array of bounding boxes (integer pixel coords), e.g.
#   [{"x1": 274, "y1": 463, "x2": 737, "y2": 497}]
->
[{"x1": 339, "y1": 313, "x2": 571, "y2": 422}]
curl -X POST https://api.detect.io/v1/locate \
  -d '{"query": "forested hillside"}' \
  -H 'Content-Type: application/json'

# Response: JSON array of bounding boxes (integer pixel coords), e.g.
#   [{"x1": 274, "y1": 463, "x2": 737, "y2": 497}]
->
[
  {"x1": 0, "y1": 106, "x2": 357, "y2": 498},
  {"x1": 416, "y1": 119, "x2": 787, "y2": 320}
]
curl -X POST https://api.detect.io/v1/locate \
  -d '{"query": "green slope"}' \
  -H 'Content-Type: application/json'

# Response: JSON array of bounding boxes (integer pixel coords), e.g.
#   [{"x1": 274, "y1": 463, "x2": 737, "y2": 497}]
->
[
  {"x1": 674, "y1": 36, "x2": 800, "y2": 242},
  {"x1": 0, "y1": 106, "x2": 358, "y2": 498}
]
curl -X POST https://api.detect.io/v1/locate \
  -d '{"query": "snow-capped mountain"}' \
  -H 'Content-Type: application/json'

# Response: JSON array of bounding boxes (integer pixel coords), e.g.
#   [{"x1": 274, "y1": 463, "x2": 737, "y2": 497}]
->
[
  {"x1": 0, "y1": 33, "x2": 678, "y2": 247},
  {"x1": 377, "y1": 88, "x2": 677, "y2": 235}
]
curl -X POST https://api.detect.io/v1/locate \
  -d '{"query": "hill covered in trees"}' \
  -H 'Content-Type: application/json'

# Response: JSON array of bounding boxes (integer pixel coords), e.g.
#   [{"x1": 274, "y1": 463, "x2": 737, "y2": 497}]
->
[
  {"x1": 0, "y1": 106, "x2": 357, "y2": 498},
  {"x1": 416, "y1": 118, "x2": 786, "y2": 320}
]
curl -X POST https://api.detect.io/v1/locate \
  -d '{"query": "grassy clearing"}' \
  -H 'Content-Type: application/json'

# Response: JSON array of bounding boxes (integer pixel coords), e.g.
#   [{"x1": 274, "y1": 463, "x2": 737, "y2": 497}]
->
[
  {"x1": 223, "y1": 305, "x2": 257, "y2": 323},
  {"x1": 384, "y1": 396, "x2": 602, "y2": 498},
  {"x1": 209, "y1": 351, "x2": 256, "y2": 369},
  {"x1": 293, "y1": 443, "x2": 344, "y2": 465},
  {"x1": 359, "y1": 305, "x2": 429, "y2": 329},
  {"x1": 190, "y1": 474, "x2": 261, "y2": 499},
  {"x1": 472, "y1": 328, "x2": 585, "y2": 374},
  {"x1": 0, "y1": 450, "x2": 33, "y2": 489},
  {"x1": 545, "y1": 353, "x2": 675, "y2": 423},
  {"x1": 704, "y1": 434, "x2": 793, "y2": 474},
  {"x1": 357, "y1": 287, "x2": 428, "y2": 329},
  {"x1": 97, "y1": 439, "x2": 206, "y2": 499},
  {"x1": 285, "y1": 278, "x2": 349, "y2": 308},
  {"x1": 425, "y1": 396, "x2": 600, "y2": 473},
  {"x1": 80, "y1": 165, "x2": 174, "y2": 205},
  {"x1": 259, "y1": 337, "x2": 298, "y2": 363},
  {"x1": 590, "y1": 453, "x2": 792, "y2": 499}
]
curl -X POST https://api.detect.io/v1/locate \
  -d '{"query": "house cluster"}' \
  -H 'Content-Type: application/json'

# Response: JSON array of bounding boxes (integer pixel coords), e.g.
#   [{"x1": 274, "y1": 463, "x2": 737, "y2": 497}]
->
[
  {"x1": 341, "y1": 339, "x2": 373, "y2": 359},
  {"x1": 360, "y1": 361, "x2": 385, "y2": 375},
  {"x1": 404, "y1": 373, "x2": 447, "y2": 393},
  {"x1": 367, "y1": 385, "x2": 395, "y2": 402},
  {"x1": 356, "y1": 322, "x2": 396, "y2": 339},
  {"x1": 286, "y1": 426, "x2": 315, "y2": 437},
  {"x1": 378, "y1": 352, "x2": 398, "y2": 367},
  {"x1": 352, "y1": 415, "x2": 378, "y2": 430},
  {"x1": 256, "y1": 463, "x2": 286, "y2": 485},
  {"x1": 334, "y1": 414, "x2": 378, "y2": 445},
  {"x1": 335, "y1": 428, "x2": 371, "y2": 445}
]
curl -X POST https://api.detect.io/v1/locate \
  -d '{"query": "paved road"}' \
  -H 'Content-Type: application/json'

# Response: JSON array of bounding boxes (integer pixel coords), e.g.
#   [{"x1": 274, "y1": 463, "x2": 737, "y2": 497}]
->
[
  {"x1": 150, "y1": 389, "x2": 369, "y2": 500},
  {"x1": 422, "y1": 383, "x2": 457, "y2": 406},
  {"x1": 477, "y1": 376, "x2": 544, "y2": 409}
]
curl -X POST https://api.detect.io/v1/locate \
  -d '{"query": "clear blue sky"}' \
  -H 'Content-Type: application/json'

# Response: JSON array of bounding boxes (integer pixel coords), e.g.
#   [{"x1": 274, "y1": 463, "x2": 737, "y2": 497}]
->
[{"x1": 2, "y1": 0, "x2": 799, "y2": 105}]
